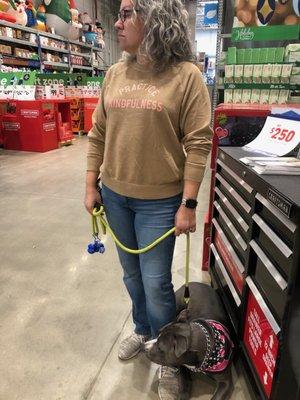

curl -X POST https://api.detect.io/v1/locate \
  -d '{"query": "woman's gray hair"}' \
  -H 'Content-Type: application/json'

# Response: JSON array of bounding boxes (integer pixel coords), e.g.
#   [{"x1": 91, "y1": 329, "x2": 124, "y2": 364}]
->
[{"x1": 127, "y1": 0, "x2": 194, "y2": 72}]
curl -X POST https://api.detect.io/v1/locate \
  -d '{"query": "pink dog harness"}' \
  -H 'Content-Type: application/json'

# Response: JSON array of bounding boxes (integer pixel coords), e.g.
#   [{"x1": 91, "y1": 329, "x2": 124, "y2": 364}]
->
[{"x1": 184, "y1": 319, "x2": 234, "y2": 374}]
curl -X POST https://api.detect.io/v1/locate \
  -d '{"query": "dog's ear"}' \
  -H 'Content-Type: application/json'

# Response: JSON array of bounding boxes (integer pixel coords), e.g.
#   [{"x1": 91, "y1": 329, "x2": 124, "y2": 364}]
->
[
  {"x1": 177, "y1": 309, "x2": 189, "y2": 323},
  {"x1": 174, "y1": 335, "x2": 189, "y2": 358}
]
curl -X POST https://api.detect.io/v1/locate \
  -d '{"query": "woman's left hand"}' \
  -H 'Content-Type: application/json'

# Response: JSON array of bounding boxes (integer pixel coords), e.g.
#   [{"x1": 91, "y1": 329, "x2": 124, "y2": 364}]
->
[{"x1": 175, "y1": 205, "x2": 196, "y2": 236}]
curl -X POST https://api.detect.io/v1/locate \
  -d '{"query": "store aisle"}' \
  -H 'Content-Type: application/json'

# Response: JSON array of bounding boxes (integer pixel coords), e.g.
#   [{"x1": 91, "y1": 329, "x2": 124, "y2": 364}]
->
[{"x1": 0, "y1": 137, "x2": 250, "y2": 400}]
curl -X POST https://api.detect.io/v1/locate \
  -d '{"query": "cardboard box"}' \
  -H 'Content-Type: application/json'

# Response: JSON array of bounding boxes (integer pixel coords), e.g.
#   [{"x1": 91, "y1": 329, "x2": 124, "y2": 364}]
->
[
  {"x1": 225, "y1": 65, "x2": 234, "y2": 83},
  {"x1": 234, "y1": 65, "x2": 244, "y2": 83},
  {"x1": 253, "y1": 65, "x2": 263, "y2": 83},
  {"x1": 262, "y1": 64, "x2": 272, "y2": 83},
  {"x1": 241, "y1": 89, "x2": 252, "y2": 104},
  {"x1": 271, "y1": 64, "x2": 283, "y2": 84},
  {"x1": 233, "y1": 89, "x2": 242, "y2": 103},
  {"x1": 259, "y1": 89, "x2": 270, "y2": 104},
  {"x1": 227, "y1": 47, "x2": 237, "y2": 64},
  {"x1": 269, "y1": 90, "x2": 280, "y2": 104},
  {"x1": 244, "y1": 64, "x2": 254, "y2": 83},
  {"x1": 250, "y1": 89, "x2": 260, "y2": 104},
  {"x1": 281, "y1": 64, "x2": 293, "y2": 83}
]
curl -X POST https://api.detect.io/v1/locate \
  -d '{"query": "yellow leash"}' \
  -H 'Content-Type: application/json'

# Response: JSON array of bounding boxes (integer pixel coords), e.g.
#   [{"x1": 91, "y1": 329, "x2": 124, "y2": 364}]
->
[{"x1": 92, "y1": 205, "x2": 190, "y2": 305}]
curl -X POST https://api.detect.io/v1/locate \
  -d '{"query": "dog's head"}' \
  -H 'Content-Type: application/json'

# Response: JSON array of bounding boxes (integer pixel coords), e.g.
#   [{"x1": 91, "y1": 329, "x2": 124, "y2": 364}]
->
[{"x1": 144, "y1": 318, "x2": 201, "y2": 367}]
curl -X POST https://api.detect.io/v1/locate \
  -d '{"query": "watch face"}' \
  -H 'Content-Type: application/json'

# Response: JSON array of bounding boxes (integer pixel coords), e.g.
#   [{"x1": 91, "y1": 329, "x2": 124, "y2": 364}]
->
[{"x1": 186, "y1": 199, "x2": 198, "y2": 209}]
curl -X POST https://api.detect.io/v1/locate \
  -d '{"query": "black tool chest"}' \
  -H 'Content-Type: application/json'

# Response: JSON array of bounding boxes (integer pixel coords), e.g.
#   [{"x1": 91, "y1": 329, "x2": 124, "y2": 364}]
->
[{"x1": 208, "y1": 147, "x2": 300, "y2": 400}]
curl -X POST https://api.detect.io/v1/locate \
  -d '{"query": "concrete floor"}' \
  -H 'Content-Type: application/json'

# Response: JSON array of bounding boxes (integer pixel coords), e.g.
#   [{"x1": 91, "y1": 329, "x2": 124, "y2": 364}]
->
[{"x1": 0, "y1": 137, "x2": 251, "y2": 400}]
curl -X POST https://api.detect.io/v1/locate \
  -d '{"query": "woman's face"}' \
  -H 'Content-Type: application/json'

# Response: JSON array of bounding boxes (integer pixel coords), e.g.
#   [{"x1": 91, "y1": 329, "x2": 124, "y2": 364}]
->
[{"x1": 115, "y1": 0, "x2": 144, "y2": 55}]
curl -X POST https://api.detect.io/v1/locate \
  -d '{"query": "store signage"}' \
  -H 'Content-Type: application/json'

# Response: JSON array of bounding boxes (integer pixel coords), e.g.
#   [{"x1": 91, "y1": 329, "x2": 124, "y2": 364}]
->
[
  {"x1": 21, "y1": 110, "x2": 40, "y2": 118},
  {"x1": 244, "y1": 291, "x2": 279, "y2": 398},
  {"x1": 232, "y1": 25, "x2": 300, "y2": 41},
  {"x1": 84, "y1": 76, "x2": 104, "y2": 87},
  {"x1": 43, "y1": 122, "x2": 56, "y2": 132},
  {"x1": 214, "y1": 231, "x2": 244, "y2": 294},
  {"x1": 0, "y1": 72, "x2": 36, "y2": 87},
  {"x1": 267, "y1": 189, "x2": 292, "y2": 218},
  {"x1": 204, "y1": 2, "x2": 218, "y2": 25},
  {"x1": 233, "y1": 0, "x2": 300, "y2": 41},
  {"x1": 244, "y1": 116, "x2": 300, "y2": 156},
  {"x1": 2, "y1": 122, "x2": 20, "y2": 131},
  {"x1": 35, "y1": 73, "x2": 86, "y2": 86}
]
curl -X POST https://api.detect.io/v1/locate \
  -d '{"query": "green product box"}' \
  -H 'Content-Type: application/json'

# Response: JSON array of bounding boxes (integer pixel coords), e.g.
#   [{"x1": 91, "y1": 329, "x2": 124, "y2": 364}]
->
[
  {"x1": 259, "y1": 48, "x2": 268, "y2": 64},
  {"x1": 267, "y1": 48, "x2": 276, "y2": 63},
  {"x1": 275, "y1": 47, "x2": 285, "y2": 63},
  {"x1": 226, "y1": 47, "x2": 237, "y2": 64},
  {"x1": 244, "y1": 48, "x2": 253, "y2": 64},
  {"x1": 252, "y1": 48, "x2": 261, "y2": 64},
  {"x1": 237, "y1": 49, "x2": 245, "y2": 64}
]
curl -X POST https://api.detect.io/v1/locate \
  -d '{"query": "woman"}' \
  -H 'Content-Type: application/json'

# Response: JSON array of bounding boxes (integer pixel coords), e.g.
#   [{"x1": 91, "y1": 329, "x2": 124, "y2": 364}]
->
[{"x1": 85, "y1": 0, "x2": 212, "y2": 398}]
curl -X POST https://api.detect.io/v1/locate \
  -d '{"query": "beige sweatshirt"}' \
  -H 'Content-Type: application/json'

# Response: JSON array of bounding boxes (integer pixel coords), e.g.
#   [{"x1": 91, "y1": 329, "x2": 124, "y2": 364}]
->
[{"x1": 87, "y1": 60, "x2": 212, "y2": 199}]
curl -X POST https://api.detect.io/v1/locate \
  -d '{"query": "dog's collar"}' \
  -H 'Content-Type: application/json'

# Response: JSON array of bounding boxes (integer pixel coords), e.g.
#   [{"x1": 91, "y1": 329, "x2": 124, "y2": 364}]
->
[{"x1": 184, "y1": 320, "x2": 233, "y2": 374}]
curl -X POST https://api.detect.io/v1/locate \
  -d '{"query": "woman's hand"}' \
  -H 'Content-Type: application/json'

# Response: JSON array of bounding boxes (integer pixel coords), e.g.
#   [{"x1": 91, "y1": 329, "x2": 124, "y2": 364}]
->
[
  {"x1": 175, "y1": 205, "x2": 196, "y2": 236},
  {"x1": 84, "y1": 186, "x2": 102, "y2": 215}
]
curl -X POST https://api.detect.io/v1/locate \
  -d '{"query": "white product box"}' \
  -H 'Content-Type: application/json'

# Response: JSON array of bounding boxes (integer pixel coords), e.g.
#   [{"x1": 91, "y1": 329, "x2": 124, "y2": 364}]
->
[
  {"x1": 234, "y1": 65, "x2": 244, "y2": 83},
  {"x1": 243, "y1": 65, "x2": 254, "y2": 83},
  {"x1": 225, "y1": 65, "x2": 234, "y2": 83},
  {"x1": 269, "y1": 90, "x2": 280, "y2": 104},
  {"x1": 250, "y1": 89, "x2": 261, "y2": 104},
  {"x1": 261, "y1": 64, "x2": 272, "y2": 84},
  {"x1": 224, "y1": 89, "x2": 233, "y2": 103},
  {"x1": 233, "y1": 89, "x2": 242, "y2": 103},
  {"x1": 281, "y1": 64, "x2": 293, "y2": 83},
  {"x1": 253, "y1": 65, "x2": 263, "y2": 84},
  {"x1": 241, "y1": 89, "x2": 252, "y2": 104}
]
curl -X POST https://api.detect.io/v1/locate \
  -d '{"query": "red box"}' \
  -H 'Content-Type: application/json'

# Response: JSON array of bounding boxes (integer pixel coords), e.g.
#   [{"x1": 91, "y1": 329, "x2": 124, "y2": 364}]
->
[
  {"x1": 51, "y1": 100, "x2": 74, "y2": 143},
  {"x1": 2, "y1": 100, "x2": 58, "y2": 152},
  {"x1": 83, "y1": 97, "x2": 99, "y2": 133}
]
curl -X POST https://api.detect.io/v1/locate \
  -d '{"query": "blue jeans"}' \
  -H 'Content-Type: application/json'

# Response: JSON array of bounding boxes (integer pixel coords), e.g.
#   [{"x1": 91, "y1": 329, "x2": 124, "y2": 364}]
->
[{"x1": 101, "y1": 184, "x2": 182, "y2": 338}]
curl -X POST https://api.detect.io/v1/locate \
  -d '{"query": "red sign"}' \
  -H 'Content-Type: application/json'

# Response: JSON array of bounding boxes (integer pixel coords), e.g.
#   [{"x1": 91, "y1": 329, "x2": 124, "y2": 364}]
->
[
  {"x1": 43, "y1": 122, "x2": 56, "y2": 132},
  {"x1": 21, "y1": 109, "x2": 39, "y2": 118},
  {"x1": 214, "y1": 231, "x2": 244, "y2": 294},
  {"x1": 243, "y1": 291, "x2": 279, "y2": 398}
]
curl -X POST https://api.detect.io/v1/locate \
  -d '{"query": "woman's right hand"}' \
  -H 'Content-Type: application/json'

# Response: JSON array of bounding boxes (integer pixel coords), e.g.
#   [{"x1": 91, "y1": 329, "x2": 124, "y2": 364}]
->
[{"x1": 84, "y1": 187, "x2": 102, "y2": 215}]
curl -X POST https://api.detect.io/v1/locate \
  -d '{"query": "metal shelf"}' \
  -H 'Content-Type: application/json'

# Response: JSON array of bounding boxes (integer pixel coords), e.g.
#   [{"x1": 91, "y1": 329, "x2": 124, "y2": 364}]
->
[
  {"x1": 0, "y1": 20, "x2": 38, "y2": 33},
  {"x1": 0, "y1": 35, "x2": 38, "y2": 47},
  {"x1": 41, "y1": 45, "x2": 69, "y2": 54},
  {"x1": 70, "y1": 51, "x2": 91, "y2": 58},
  {"x1": 92, "y1": 47, "x2": 103, "y2": 52},
  {"x1": 69, "y1": 39, "x2": 92, "y2": 48},
  {"x1": 71, "y1": 65, "x2": 93, "y2": 71},
  {"x1": 220, "y1": 33, "x2": 231, "y2": 38},
  {"x1": 38, "y1": 31, "x2": 67, "y2": 41},
  {"x1": 43, "y1": 61, "x2": 69, "y2": 68}
]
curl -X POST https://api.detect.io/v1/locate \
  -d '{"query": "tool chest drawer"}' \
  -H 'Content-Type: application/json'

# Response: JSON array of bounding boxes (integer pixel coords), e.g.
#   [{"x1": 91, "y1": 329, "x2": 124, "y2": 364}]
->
[
  {"x1": 255, "y1": 193, "x2": 296, "y2": 247},
  {"x1": 212, "y1": 218, "x2": 245, "y2": 296},
  {"x1": 214, "y1": 200, "x2": 248, "y2": 262},
  {"x1": 217, "y1": 158, "x2": 254, "y2": 203},
  {"x1": 215, "y1": 172, "x2": 252, "y2": 224},
  {"x1": 249, "y1": 240, "x2": 288, "y2": 322},
  {"x1": 214, "y1": 186, "x2": 249, "y2": 241},
  {"x1": 210, "y1": 243, "x2": 241, "y2": 332},
  {"x1": 252, "y1": 213, "x2": 293, "y2": 279}
]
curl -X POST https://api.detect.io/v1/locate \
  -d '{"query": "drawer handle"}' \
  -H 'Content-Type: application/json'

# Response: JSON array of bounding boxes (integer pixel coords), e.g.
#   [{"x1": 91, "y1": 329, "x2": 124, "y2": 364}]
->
[
  {"x1": 214, "y1": 201, "x2": 247, "y2": 252},
  {"x1": 217, "y1": 159, "x2": 253, "y2": 194},
  {"x1": 211, "y1": 244, "x2": 241, "y2": 307},
  {"x1": 256, "y1": 193, "x2": 296, "y2": 233},
  {"x1": 246, "y1": 277, "x2": 281, "y2": 335},
  {"x1": 252, "y1": 214, "x2": 293, "y2": 258},
  {"x1": 212, "y1": 218, "x2": 245, "y2": 274},
  {"x1": 250, "y1": 241, "x2": 287, "y2": 291},
  {"x1": 216, "y1": 173, "x2": 251, "y2": 214},
  {"x1": 215, "y1": 187, "x2": 249, "y2": 233}
]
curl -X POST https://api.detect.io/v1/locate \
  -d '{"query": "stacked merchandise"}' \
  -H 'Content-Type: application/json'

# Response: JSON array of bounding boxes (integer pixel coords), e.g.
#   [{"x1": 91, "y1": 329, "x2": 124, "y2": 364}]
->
[
  {"x1": 220, "y1": 44, "x2": 300, "y2": 105},
  {"x1": 69, "y1": 97, "x2": 84, "y2": 134}
]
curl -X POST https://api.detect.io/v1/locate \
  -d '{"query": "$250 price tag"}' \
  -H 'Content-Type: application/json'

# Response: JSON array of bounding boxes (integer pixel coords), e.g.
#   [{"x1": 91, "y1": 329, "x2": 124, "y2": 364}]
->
[{"x1": 245, "y1": 116, "x2": 300, "y2": 156}]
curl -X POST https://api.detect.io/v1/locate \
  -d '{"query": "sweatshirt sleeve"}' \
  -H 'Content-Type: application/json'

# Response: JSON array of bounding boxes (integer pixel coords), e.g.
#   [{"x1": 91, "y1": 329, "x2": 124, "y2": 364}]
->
[
  {"x1": 179, "y1": 64, "x2": 213, "y2": 183},
  {"x1": 86, "y1": 70, "x2": 110, "y2": 172}
]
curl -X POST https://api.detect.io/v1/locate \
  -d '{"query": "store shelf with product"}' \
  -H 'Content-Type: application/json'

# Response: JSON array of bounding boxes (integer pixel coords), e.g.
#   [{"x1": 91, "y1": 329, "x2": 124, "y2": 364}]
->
[{"x1": 0, "y1": 20, "x2": 105, "y2": 76}]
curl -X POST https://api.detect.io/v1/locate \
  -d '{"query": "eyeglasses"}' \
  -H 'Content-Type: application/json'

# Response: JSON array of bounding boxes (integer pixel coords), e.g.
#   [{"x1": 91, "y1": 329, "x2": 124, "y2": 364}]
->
[{"x1": 117, "y1": 8, "x2": 139, "y2": 23}]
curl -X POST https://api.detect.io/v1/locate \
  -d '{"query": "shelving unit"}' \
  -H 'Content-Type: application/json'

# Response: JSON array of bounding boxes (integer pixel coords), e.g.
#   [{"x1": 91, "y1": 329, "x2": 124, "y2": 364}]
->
[{"x1": 0, "y1": 20, "x2": 105, "y2": 75}]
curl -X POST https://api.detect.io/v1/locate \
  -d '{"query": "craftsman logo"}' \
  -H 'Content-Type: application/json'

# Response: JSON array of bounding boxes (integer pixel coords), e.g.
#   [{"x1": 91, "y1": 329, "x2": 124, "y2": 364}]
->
[
  {"x1": 43, "y1": 122, "x2": 56, "y2": 132},
  {"x1": 267, "y1": 189, "x2": 292, "y2": 218},
  {"x1": 21, "y1": 109, "x2": 39, "y2": 118},
  {"x1": 3, "y1": 122, "x2": 20, "y2": 131}
]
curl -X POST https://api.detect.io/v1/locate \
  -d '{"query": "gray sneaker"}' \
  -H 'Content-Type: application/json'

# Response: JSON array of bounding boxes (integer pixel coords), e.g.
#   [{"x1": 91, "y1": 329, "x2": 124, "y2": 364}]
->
[
  {"x1": 118, "y1": 332, "x2": 150, "y2": 360},
  {"x1": 158, "y1": 366, "x2": 190, "y2": 400}
]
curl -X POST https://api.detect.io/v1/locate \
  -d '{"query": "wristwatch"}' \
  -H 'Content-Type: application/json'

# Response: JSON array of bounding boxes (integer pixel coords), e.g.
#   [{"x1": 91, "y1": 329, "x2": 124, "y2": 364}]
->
[{"x1": 181, "y1": 198, "x2": 198, "y2": 209}]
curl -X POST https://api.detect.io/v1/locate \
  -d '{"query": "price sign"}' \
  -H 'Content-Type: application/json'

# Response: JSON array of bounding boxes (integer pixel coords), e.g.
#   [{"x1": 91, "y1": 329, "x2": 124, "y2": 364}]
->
[{"x1": 244, "y1": 116, "x2": 300, "y2": 156}]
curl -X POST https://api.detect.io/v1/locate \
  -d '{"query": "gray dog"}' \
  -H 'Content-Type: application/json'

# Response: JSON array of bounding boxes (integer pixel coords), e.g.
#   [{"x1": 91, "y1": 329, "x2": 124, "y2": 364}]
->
[{"x1": 144, "y1": 282, "x2": 234, "y2": 400}]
